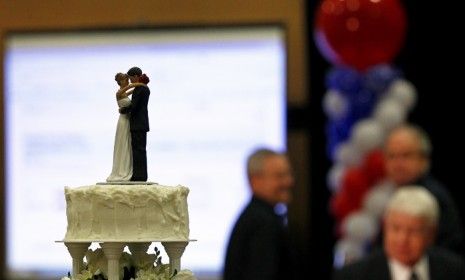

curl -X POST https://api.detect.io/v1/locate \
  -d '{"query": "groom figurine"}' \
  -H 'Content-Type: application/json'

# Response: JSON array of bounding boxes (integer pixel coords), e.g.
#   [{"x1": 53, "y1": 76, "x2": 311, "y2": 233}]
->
[{"x1": 122, "y1": 66, "x2": 150, "y2": 181}]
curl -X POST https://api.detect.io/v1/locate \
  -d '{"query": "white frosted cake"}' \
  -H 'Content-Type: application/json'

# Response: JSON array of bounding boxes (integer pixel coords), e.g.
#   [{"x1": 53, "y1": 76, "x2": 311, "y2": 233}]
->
[{"x1": 64, "y1": 184, "x2": 190, "y2": 241}]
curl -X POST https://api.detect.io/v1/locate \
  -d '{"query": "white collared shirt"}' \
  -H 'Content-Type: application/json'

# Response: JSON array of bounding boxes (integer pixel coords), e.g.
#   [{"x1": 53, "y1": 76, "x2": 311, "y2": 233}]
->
[{"x1": 388, "y1": 256, "x2": 429, "y2": 280}]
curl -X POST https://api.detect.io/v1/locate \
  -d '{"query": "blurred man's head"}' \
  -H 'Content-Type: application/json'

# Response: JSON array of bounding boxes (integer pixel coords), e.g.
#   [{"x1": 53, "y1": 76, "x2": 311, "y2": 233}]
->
[
  {"x1": 247, "y1": 148, "x2": 294, "y2": 205},
  {"x1": 384, "y1": 124, "x2": 431, "y2": 186},
  {"x1": 383, "y1": 186, "x2": 438, "y2": 267}
]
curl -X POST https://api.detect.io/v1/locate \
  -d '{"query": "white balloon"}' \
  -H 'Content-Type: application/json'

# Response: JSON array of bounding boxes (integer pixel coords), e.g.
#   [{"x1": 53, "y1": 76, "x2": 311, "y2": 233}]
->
[
  {"x1": 327, "y1": 164, "x2": 345, "y2": 193},
  {"x1": 373, "y1": 99, "x2": 407, "y2": 131},
  {"x1": 342, "y1": 211, "x2": 379, "y2": 242},
  {"x1": 323, "y1": 89, "x2": 349, "y2": 120},
  {"x1": 333, "y1": 238, "x2": 366, "y2": 268},
  {"x1": 363, "y1": 181, "x2": 396, "y2": 218},
  {"x1": 386, "y1": 79, "x2": 417, "y2": 110},
  {"x1": 351, "y1": 119, "x2": 385, "y2": 155},
  {"x1": 334, "y1": 142, "x2": 362, "y2": 167}
]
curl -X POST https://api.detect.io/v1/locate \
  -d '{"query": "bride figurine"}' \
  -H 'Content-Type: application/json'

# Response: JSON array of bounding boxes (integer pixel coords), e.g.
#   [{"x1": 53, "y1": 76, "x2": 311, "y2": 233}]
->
[{"x1": 106, "y1": 72, "x2": 147, "y2": 182}]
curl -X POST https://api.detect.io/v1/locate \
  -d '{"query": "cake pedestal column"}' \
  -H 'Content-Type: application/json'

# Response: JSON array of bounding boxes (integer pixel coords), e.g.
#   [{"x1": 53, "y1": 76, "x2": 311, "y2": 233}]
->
[
  {"x1": 101, "y1": 242, "x2": 125, "y2": 280},
  {"x1": 128, "y1": 242, "x2": 151, "y2": 263},
  {"x1": 65, "y1": 242, "x2": 91, "y2": 278},
  {"x1": 162, "y1": 241, "x2": 188, "y2": 275}
]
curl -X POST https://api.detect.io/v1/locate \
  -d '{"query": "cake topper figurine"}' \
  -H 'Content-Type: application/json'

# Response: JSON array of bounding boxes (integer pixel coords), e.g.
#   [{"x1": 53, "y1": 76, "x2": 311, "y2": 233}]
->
[{"x1": 107, "y1": 67, "x2": 150, "y2": 182}]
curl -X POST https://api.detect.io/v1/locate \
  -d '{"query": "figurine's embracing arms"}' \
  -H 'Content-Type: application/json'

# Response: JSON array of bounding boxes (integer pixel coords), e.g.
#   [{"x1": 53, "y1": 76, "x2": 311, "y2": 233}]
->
[{"x1": 116, "y1": 83, "x2": 147, "y2": 100}]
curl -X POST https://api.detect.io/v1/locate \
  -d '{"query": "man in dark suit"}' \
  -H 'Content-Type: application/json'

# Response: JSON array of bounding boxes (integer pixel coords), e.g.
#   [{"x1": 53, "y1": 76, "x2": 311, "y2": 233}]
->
[
  {"x1": 223, "y1": 148, "x2": 296, "y2": 280},
  {"x1": 333, "y1": 186, "x2": 465, "y2": 280},
  {"x1": 384, "y1": 124, "x2": 464, "y2": 254},
  {"x1": 122, "y1": 66, "x2": 150, "y2": 181}
]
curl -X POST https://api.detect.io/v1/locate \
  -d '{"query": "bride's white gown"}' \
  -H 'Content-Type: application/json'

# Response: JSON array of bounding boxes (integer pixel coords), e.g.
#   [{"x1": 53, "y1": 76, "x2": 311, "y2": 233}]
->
[{"x1": 106, "y1": 97, "x2": 132, "y2": 182}]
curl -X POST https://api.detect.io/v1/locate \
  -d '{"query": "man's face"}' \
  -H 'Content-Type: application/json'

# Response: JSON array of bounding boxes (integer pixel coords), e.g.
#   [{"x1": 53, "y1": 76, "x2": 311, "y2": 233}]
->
[
  {"x1": 252, "y1": 155, "x2": 294, "y2": 205},
  {"x1": 383, "y1": 211, "x2": 434, "y2": 266},
  {"x1": 128, "y1": 75, "x2": 138, "y2": 83},
  {"x1": 384, "y1": 130, "x2": 428, "y2": 186}
]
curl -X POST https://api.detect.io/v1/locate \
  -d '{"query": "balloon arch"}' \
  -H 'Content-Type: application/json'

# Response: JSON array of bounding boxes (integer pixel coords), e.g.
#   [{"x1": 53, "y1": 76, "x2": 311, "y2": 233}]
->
[{"x1": 314, "y1": 0, "x2": 418, "y2": 267}]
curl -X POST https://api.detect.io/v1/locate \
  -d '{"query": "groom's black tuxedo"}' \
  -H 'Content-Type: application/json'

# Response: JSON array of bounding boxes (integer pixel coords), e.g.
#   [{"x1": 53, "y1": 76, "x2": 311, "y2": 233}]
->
[
  {"x1": 129, "y1": 85, "x2": 150, "y2": 132},
  {"x1": 121, "y1": 84, "x2": 150, "y2": 181}
]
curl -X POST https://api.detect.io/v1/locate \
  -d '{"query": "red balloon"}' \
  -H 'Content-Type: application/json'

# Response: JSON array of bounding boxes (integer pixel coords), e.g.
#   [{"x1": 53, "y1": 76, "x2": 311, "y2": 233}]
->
[
  {"x1": 315, "y1": 0, "x2": 407, "y2": 71},
  {"x1": 341, "y1": 167, "x2": 371, "y2": 199},
  {"x1": 362, "y1": 149, "x2": 386, "y2": 184}
]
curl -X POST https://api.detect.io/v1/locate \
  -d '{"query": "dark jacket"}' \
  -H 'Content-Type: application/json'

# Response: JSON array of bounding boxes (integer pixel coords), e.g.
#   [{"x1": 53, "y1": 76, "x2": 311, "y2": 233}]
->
[
  {"x1": 223, "y1": 196, "x2": 294, "y2": 280},
  {"x1": 416, "y1": 175, "x2": 465, "y2": 255},
  {"x1": 333, "y1": 247, "x2": 465, "y2": 280}
]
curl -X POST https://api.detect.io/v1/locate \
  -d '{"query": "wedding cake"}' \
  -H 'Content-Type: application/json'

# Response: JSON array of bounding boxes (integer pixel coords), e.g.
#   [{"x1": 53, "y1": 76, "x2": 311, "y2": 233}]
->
[
  {"x1": 61, "y1": 68, "x2": 196, "y2": 280},
  {"x1": 62, "y1": 183, "x2": 196, "y2": 280},
  {"x1": 64, "y1": 184, "x2": 190, "y2": 241}
]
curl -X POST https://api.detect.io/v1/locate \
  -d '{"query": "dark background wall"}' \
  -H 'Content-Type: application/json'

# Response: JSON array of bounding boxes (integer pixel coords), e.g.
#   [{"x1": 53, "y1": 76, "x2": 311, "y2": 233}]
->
[{"x1": 305, "y1": 1, "x2": 465, "y2": 278}]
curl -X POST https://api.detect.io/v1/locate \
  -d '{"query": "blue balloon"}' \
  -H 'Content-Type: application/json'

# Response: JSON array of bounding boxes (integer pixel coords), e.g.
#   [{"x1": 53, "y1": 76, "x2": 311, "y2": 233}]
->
[
  {"x1": 349, "y1": 89, "x2": 377, "y2": 121},
  {"x1": 325, "y1": 66, "x2": 362, "y2": 96},
  {"x1": 326, "y1": 118, "x2": 353, "y2": 160},
  {"x1": 363, "y1": 64, "x2": 402, "y2": 95}
]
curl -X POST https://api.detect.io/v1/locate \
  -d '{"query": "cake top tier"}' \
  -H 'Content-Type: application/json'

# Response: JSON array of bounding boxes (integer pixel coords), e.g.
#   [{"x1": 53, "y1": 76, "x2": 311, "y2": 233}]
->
[{"x1": 64, "y1": 183, "x2": 190, "y2": 242}]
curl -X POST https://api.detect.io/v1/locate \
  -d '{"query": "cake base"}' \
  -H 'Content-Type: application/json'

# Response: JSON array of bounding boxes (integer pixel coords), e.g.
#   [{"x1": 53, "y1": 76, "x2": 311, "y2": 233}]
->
[{"x1": 57, "y1": 240, "x2": 196, "y2": 280}]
